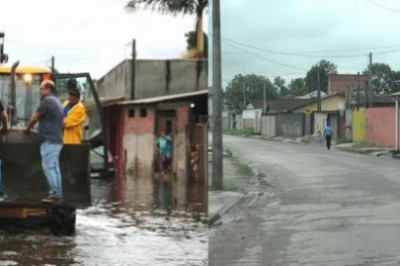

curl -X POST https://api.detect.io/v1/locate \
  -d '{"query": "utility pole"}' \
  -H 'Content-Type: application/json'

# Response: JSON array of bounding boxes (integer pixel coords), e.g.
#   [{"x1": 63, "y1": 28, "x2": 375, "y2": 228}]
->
[
  {"x1": 317, "y1": 61, "x2": 321, "y2": 112},
  {"x1": 131, "y1": 39, "x2": 136, "y2": 100},
  {"x1": 212, "y1": 0, "x2": 223, "y2": 190},
  {"x1": 396, "y1": 97, "x2": 399, "y2": 152},
  {"x1": 357, "y1": 72, "x2": 360, "y2": 111},
  {"x1": 51, "y1": 56, "x2": 55, "y2": 73},
  {"x1": 368, "y1": 52, "x2": 373, "y2": 108},
  {"x1": 243, "y1": 75, "x2": 246, "y2": 106},
  {"x1": 263, "y1": 82, "x2": 267, "y2": 113},
  {"x1": 242, "y1": 68, "x2": 246, "y2": 106}
]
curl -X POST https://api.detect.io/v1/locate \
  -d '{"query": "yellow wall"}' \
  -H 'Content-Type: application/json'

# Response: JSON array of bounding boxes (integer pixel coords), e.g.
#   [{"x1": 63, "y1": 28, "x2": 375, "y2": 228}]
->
[
  {"x1": 294, "y1": 95, "x2": 345, "y2": 113},
  {"x1": 352, "y1": 110, "x2": 365, "y2": 142}
]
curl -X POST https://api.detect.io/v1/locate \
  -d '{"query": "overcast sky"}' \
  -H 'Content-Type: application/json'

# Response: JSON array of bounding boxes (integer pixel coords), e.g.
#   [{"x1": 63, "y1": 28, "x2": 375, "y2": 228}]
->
[
  {"x1": 1, "y1": 0, "x2": 208, "y2": 79},
  {"x1": 220, "y1": 0, "x2": 400, "y2": 87}
]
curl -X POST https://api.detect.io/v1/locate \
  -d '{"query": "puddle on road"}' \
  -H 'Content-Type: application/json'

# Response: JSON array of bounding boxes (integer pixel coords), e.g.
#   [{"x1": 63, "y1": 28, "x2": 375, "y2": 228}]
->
[{"x1": 0, "y1": 176, "x2": 208, "y2": 266}]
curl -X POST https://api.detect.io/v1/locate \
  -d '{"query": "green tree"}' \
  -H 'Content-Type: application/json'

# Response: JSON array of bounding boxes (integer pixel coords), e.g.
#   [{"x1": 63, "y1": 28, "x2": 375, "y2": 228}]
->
[
  {"x1": 224, "y1": 74, "x2": 277, "y2": 119},
  {"x1": 274, "y1": 76, "x2": 289, "y2": 96},
  {"x1": 305, "y1": 60, "x2": 337, "y2": 93},
  {"x1": 389, "y1": 71, "x2": 400, "y2": 94},
  {"x1": 288, "y1": 78, "x2": 307, "y2": 96},
  {"x1": 125, "y1": 0, "x2": 208, "y2": 58},
  {"x1": 362, "y1": 63, "x2": 400, "y2": 94}
]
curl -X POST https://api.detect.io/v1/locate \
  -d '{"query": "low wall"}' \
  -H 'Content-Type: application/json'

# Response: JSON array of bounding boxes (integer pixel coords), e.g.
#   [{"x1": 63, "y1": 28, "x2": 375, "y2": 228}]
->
[{"x1": 366, "y1": 107, "x2": 399, "y2": 148}]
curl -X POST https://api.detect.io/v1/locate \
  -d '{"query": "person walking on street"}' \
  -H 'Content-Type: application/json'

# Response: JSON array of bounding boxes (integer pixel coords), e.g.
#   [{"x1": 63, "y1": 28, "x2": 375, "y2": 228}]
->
[
  {"x1": 324, "y1": 123, "x2": 333, "y2": 150},
  {"x1": 62, "y1": 80, "x2": 86, "y2": 144},
  {"x1": 0, "y1": 100, "x2": 8, "y2": 201},
  {"x1": 25, "y1": 80, "x2": 64, "y2": 203}
]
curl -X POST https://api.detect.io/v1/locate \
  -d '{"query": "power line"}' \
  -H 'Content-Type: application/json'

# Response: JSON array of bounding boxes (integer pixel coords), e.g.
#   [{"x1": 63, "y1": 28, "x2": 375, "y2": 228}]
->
[
  {"x1": 222, "y1": 40, "x2": 307, "y2": 71},
  {"x1": 365, "y1": 0, "x2": 400, "y2": 15},
  {"x1": 222, "y1": 37, "x2": 400, "y2": 58}
]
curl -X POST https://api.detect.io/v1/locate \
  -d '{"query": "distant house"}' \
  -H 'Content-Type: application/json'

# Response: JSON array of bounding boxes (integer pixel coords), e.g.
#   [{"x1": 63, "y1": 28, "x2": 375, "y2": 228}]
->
[
  {"x1": 350, "y1": 93, "x2": 396, "y2": 109},
  {"x1": 291, "y1": 93, "x2": 346, "y2": 113},
  {"x1": 296, "y1": 90, "x2": 327, "y2": 99},
  {"x1": 328, "y1": 74, "x2": 367, "y2": 94},
  {"x1": 95, "y1": 58, "x2": 208, "y2": 212},
  {"x1": 242, "y1": 94, "x2": 346, "y2": 137},
  {"x1": 238, "y1": 98, "x2": 311, "y2": 134},
  {"x1": 248, "y1": 98, "x2": 312, "y2": 114}
]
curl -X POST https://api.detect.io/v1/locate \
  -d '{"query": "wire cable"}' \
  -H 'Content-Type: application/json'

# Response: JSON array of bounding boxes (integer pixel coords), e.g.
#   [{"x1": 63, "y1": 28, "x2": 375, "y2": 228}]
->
[
  {"x1": 222, "y1": 40, "x2": 307, "y2": 71},
  {"x1": 365, "y1": 0, "x2": 400, "y2": 15},
  {"x1": 222, "y1": 37, "x2": 400, "y2": 58}
]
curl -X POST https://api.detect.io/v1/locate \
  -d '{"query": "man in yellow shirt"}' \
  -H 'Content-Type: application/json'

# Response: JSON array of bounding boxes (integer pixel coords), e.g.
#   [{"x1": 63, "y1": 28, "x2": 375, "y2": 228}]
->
[{"x1": 63, "y1": 84, "x2": 86, "y2": 144}]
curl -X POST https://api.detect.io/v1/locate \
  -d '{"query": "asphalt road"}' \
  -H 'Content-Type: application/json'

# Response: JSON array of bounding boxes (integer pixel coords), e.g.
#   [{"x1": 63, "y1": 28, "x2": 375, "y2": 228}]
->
[{"x1": 210, "y1": 135, "x2": 400, "y2": 266}]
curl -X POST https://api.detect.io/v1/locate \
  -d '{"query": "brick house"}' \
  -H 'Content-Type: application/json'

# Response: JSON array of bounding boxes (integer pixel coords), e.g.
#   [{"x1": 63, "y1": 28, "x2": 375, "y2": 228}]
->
[
  {"x1": 328, "y1": 74, "x2": 368, "y2": 94},
  {"x1": 96, "y1": 59, "x2": 208, "y2": 213}
]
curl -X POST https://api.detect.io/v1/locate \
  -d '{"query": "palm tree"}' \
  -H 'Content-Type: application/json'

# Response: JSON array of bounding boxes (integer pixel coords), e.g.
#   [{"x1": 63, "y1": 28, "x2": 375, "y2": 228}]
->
[{"x1": 125, "y1": 0, "x2": 208, "y2": 58}]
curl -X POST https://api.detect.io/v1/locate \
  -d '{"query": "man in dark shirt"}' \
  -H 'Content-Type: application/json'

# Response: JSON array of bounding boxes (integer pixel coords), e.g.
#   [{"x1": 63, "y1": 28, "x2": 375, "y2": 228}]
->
[
  {"x1": 0, "y1": 100, "x2": 8, "y2": 201},
  {"x1": 25, "y1": 80, "x2": 64, "y2": 203},
  {"x1": 324, "y1": 123, "x2": 333, "y2": 150}
]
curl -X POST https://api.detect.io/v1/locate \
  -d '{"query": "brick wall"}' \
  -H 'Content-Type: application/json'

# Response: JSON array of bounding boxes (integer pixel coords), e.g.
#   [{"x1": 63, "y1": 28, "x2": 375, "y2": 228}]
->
[
  {"x1": 329, "y1": 74, "x2": 367, "y2": 94},
  {"x1": 366, "y1": 107, "x2": 399, "y2": 148},
  {"x1": 123, "y1": 105, "x2": 156, "y2": 178}
]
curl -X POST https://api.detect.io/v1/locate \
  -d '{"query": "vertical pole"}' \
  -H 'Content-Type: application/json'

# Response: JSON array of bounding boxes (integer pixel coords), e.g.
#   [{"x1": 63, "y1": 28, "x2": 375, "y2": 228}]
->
[
  {"x1": 10, "y1": 61, "x2": 19, "y2": 129},
  {"x1": 51, "y1": 56, "x2": 55, "y2": 73},
  {"x1": 263, "y1": 82, "x2": 266, "y2": 113},
  {"x1": 317, "y1": 62, "x2": 321, "y2": 112},
  {"x1": 212, "y1": 0, "x2": 223, "y2": 190},
  {"x1": 243, "y1": 69, "x2": 246, "y2": 106},
  {"x1": 368, "y1": 52, "x2": 373, "y2": 108},
  {"x1": 396, "y1": 98, "x2": 399, "y2": 151},
  {"x1": 357, "y1": 72, "x2": 360, "y2": 111},
  {"x1": 131, "y1": 39, "x2": 136, "y2": 100}
]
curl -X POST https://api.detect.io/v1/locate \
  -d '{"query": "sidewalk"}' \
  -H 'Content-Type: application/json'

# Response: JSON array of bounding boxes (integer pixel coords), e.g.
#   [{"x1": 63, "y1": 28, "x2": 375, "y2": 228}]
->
[
  {"x1": 334, "y1": 142, "x2": 394, "y2": 157},
  {"x1": 253, "y1": 134, "x2": 397, "y2": 157},
  {"x1": 208, "y1": 154, "x2": 248, "y2": 225}
]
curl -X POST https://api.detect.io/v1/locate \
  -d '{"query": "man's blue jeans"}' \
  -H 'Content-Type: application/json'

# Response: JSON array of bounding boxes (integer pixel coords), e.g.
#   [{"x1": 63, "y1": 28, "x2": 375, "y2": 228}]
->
[{"x1": 40, "y1": 141, "x2": 63, "y2": 199}]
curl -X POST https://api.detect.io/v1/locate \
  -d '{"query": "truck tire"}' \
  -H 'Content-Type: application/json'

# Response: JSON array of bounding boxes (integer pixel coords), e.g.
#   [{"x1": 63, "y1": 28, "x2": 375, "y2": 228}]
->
[{"x1": 50, "y1": 207, "x2": 76, "y2": 236}]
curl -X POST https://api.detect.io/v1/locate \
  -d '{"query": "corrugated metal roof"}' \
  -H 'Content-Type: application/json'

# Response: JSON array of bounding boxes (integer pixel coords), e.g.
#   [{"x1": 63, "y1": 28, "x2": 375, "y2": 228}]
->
[{"x1": 97, "y1": 96, "x2": 125, "y2": 107}]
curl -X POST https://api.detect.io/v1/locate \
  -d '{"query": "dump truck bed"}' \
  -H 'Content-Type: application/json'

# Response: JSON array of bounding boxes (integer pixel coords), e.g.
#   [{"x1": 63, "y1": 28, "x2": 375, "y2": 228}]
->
[{"x1": 0, "y1": 131, "x2": 91, "y2": 209}]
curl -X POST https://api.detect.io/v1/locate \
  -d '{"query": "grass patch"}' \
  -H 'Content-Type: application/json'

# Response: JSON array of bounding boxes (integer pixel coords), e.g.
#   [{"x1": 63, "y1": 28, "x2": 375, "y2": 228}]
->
[
  {"x1": 335, "y1": 138, "x2": 351, "y2": 144},
  {"x1": 352, "y1": 142, "x2": 377, "y2": 149},
  {"x1": 339, "y1": 142, "x2": 388, "y2": 154},
  {"x1": 224, "y1": 128, "x2": 256, "y2": 137},
  {"x1": 231, "y1": 157, "x2": 253, "y2": 177}
]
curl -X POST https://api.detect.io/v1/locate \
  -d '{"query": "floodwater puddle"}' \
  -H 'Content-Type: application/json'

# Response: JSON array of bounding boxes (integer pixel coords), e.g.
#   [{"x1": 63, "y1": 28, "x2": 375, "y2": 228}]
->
[{"x1": 0, "y1": 176, "x2": 208, "y2": 265}]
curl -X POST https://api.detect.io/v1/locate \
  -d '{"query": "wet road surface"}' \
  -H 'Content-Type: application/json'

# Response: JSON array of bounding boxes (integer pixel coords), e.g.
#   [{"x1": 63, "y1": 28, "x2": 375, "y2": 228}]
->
[
  {"x1": 0, "y1": 178, "x2": 208, "y2": 266},
  {"x1": 210, "y1": 135, "x2": 400, "y2": 266}
]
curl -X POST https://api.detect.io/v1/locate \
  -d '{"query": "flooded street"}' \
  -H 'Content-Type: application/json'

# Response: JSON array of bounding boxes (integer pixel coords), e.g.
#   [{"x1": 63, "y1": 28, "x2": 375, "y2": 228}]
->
[
  {"x1": 210, "y1": 136, "x2": 400, "y2": 266},
  {"x1": 0, "y1": 178, "x2": 208, "y2": 266}
]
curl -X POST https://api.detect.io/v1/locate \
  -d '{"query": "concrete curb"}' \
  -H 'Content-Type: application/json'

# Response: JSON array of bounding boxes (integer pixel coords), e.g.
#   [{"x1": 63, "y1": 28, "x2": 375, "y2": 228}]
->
[{"x1": 208, "y1": 191, "x2": 245, "y2": 226}]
